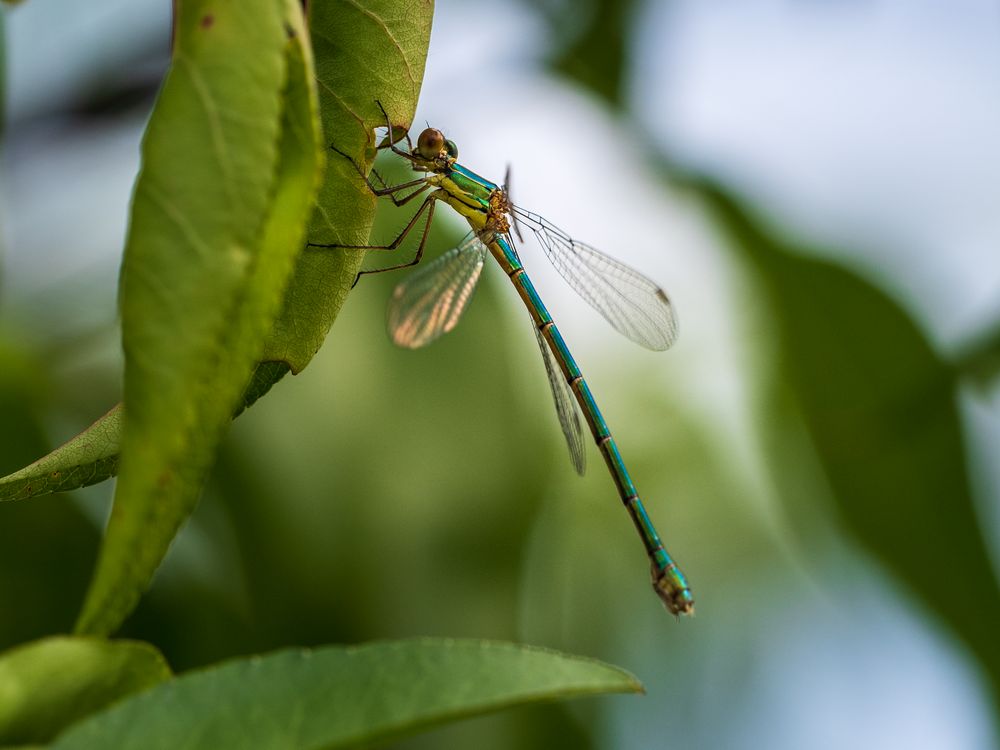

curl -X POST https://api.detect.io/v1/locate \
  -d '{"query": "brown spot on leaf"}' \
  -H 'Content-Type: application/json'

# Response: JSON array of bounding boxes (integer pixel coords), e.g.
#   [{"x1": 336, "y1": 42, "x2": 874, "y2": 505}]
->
[{"x1": 201, "y1": 14, "x2": 214, "y2": 29}]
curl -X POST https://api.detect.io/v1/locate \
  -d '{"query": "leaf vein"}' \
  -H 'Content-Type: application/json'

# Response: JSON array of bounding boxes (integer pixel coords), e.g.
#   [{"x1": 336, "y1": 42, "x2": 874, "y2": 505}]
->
[{"x1": 341, "y1": 0, "x2": 416, "y2": 87}]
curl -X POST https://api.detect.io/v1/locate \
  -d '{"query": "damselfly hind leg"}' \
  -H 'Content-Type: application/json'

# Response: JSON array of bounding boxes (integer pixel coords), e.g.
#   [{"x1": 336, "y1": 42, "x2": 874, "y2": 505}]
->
[{"x1": 308, "y1": 196, "x2": 437, "y2": 287}]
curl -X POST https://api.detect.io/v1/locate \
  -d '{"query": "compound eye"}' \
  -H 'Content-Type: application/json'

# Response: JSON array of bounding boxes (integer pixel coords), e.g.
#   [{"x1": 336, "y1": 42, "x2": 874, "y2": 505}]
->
[
  {"x1": 444, "y1": 139, "x2": 458, "y2": 159},
  {"x1": 416, "y1": 128, "x2": 445, "y2": 159}
]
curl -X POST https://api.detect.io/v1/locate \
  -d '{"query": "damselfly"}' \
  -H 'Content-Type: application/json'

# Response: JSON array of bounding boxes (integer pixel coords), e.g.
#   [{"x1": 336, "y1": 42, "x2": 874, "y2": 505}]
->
[{"x1": 314, "y1": 105, "x2": 693, "y2": 616}]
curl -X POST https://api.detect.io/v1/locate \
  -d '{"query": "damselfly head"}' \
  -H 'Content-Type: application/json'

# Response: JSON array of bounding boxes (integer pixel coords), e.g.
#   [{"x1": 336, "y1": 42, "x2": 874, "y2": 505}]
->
[
  {"x1": 416, "y1": 128, "x2": 444, "y2": 159},
  {"x1": 415, "y1": 128, "x2": 458, "y2": 166}
]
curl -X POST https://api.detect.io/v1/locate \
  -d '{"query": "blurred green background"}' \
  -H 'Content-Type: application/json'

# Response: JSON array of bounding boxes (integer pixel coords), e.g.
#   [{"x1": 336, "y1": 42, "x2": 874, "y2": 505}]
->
[{"x1": 2, "y1": 1, "x2": 999, "y2": 748}]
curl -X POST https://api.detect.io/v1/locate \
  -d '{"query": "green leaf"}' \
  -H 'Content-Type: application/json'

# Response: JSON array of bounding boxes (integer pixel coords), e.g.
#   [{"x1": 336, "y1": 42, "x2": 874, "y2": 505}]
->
[
  {"x1": 261, "y1": 0, "x2": 435, "y2": 372},
  {"x1": 234, "y1": 360, "x2": 291, "y2": 415},
  {"x1": 50, "y1": 639, "x2": 641, "y2": 749},
  {"x1": 545, "y1": 0, "x2": 636, "y2": 108},
  {"x1": 74, "y1": 0, "x2": 322, "y2": 636},
  {"x1": 953, "y1": 319, "x2": 1000, "y2": 391},
  {"x1": 0, "y1": 636, "x2": 171, "y2": 746},
  {"x1": 0, "y1": 0, "x2": 435, "y2": 505},
  {"x1": 695, "y1": 181, "x2": 1000, "y2": 701},
  {"x1": 0, "y1": 405, "x2": 120, "y2": 503}
]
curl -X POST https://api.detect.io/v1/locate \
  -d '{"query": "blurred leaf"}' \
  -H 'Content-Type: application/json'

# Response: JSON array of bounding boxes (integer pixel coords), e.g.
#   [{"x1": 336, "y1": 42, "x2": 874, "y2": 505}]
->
[
  {"x1": 0, "y1": 498, "x2": 99, "y2": 650},
  {"x1": 0, "y1": 636, "x2": 171, "y2": 746},
  {"x1": 50, "y1": 640, "x2": 641, "y2": 750},
  {"x1": 261, "y1": 0, "x2": 434, "y2": 372},
  {"x1": 75, "y1": 0, "x2": 321, "y2": 636},
  {"x1": 0, "y1": 405, "x2": 120, "y2": 502},
  {"x1": 954, "y1": 319, "x2": 1000, "y2": 392},
  {"x1": 0, "y1": 343, "x2": 99, "y2": 647},
  {"x1": 542, "y1": 0, "x2": 636, "y2": 108},
  {"x1": 693, "y1": 180, "x2": 1000, "y2": 700}
]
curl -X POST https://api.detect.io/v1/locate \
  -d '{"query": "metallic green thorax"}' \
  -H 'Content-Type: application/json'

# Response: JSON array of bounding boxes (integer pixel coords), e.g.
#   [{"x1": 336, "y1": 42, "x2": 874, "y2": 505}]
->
[
  {"x1": 446, "y1": 164, "x2": 496, "y2": 209},
  {"x1": 430, "y1": 158, "x2": 693, "y2": 616},
  {"x1": 427, "y1": 163, "x2": 498, "y2": 230}
]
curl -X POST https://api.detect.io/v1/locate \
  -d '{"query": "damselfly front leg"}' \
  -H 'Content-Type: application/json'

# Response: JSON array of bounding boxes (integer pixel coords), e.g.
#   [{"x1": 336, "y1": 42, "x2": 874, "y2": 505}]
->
[
  {"x1": 328, "y1": 145, "x2": 430, "y2": 207},
  {"x1": 308, "y1": 103, "x2": 448, "y2": 285},
  {"x1": 375, "y1": 100, "x2": 423, "y2": 166}
]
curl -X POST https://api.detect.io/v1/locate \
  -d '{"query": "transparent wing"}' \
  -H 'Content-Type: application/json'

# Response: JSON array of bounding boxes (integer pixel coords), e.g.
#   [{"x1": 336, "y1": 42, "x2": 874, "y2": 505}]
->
[
  {"x1": 532, "y1": 324, "x2": 587, "y2": 475},
  {"x1": 512, "y1": 207, "x2": 678, "y2": 351},
  {"x1": 387, "y1": 232, "x2": 488, "y2": 349},
  {"x1": 503, "y1": 165, "x2": 525, "y2": 243}
]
